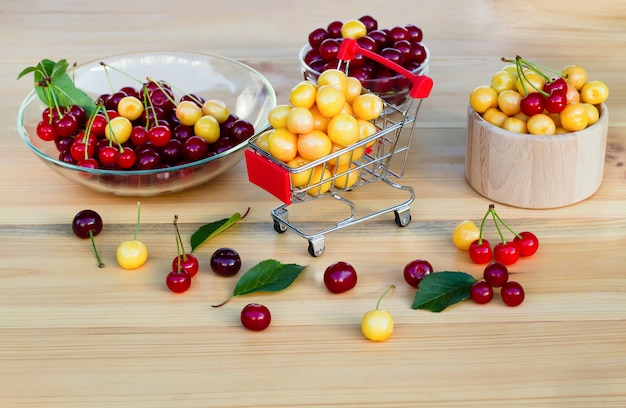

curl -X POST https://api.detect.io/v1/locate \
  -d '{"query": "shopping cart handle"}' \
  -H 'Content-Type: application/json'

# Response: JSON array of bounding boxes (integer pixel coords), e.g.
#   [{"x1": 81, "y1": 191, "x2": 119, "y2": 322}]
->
[{"x1": 337, "y1": 37, "x2": 433, "y2": 99}]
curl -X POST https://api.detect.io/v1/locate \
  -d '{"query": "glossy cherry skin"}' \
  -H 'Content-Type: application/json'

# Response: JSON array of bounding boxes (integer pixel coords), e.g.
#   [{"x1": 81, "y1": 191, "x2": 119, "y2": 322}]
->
[
  {"x1": 116, "y1": 146, "x2": 136, "y2": 169},
  {"x1": 36, "y1": 121, "x2": 58, "y2": 141},
  {"x1": 98, "y1": 145, "x2": 120, "y2": 166},
  {"x1": 403, "y1": 259, "x2": 433, "y2": 288},
  {"x1": 545, "y1": 92, "x2": 567, "y2": 113},
  {"x1": 172, "y1": 254, "x2": 199, "y2": 277},
  {"x1": 543, "y1": 77, "x2": 568, "y2": 95},
  {"x1": 148, "y1": 124, "x2": 172, "y2": 147},
  {"x1": 514, "y1": 231, "x2": 539, "y2": 257},
  {"x1": 166, "y1": 269, "x2": 192, "y2": 293},
  {"x1": 323, "y1": 261, "x2": 358, "y2": 293},
  {"x1": 54, "y1": 114, "x2": 79, "y2": 137},
  {"x1": 72, "y1": 209, "x2": 103, "y2": 239},
  {"x1": 240, "y1": 303, "x2": 271, "y2": 331},
  {"x1": 520, "y1": 92, "x2": 545, "y2": 116},
  {"x1": 470, "y1": 281, "x2": 494, "y2": 304},
  {"x1": 210, "y1": 247, "x2": 241, "y2": 277},
  {"x1": 469, "y1": 239, "x2": 492, "y2": 264},
  {"x1": 308, "y1": 27, "x2": 329, "y2": 48},
  {"x1": 501, "y1": 281, "x2": 525, "y2": 307},
  {"x1": 483, "y1": 262, "x2": 509, "y2": 288},
  {"x1": 358, "y1": 15, "x2": 378, "y2": 32},
  {"x1": 493, "y1": 241, "x2": 520, "y2": 266}
]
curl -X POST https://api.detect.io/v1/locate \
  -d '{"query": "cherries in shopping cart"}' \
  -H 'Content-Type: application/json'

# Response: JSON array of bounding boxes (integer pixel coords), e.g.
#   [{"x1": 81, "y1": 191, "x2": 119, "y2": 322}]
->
[{"x1": 305, "y1": 16, "x2": 428, "y2": 86}]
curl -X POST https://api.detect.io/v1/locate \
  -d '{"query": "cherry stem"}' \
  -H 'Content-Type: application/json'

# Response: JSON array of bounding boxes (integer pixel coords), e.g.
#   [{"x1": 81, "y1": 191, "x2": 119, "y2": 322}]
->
[
  {"x1": 490, "y1": 207, "x2": 506, "y2": 244},
  {"x1": 141, "y1": 87, "x2": 158, "y2": 129},
  {"x1": 477, "y1": 205, "x2": 493, "y2": 245},
  {"x1": 173, "y1": 214, "x2": 187, "y2": 272},
  {"x1": 212, "y1": 296, "x2": 234, "y2": 308},
  {"x1": 100, "y1": 62, "x2": 143, "y2": 91},
  {"x1": 146, "y1": 77, "x2": 180, "y2": 107},
  {"x1": 133, "y1": 201, "x2": 141, "y2": 241},
  {"x1": 376, "y1": 284, "x2": 395, "y2": 310},
  {"x1": 89, "y1": 230, "x2": 105, "y2": 268},
  {"x1": 490, "y1": 208, "x2": 521, "y2": 240}
]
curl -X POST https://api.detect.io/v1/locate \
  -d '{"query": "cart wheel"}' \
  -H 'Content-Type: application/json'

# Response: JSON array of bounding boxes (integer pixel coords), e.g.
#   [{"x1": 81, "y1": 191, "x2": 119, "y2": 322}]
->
[
  {"x1": 394, "y1": 210, "x2": 411, "y2": 227},
  {"x1": 273, "y1": 220, "x2": 287, "y2": 233},
  {"x1": 308, "y1": 239, "x2": 325, "y2": 257}
]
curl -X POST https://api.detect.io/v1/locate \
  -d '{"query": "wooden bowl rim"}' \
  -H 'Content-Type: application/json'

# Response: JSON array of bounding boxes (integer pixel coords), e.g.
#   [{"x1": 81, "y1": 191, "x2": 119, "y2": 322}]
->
[{"x1": 468, "y1": 103, "x2": 608, "y2": 141}]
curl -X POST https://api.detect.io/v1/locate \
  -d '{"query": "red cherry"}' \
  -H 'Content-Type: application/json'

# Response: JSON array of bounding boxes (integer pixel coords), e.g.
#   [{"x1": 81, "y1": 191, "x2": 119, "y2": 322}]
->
[
  {"x1": 469, "y1": 239, "x2": 492, "y2": 264},
  {"x1": 89, "y1": 114, "x2": 108, "y2": 138},
  {"x1": 326, "y1": 20, "x2": 343, "y2": 38},
  {"x1": 172, "y1": 254, "x2": 199, "y2": 278},
  {"x1": 470, "y1": 281, "x2": 494, "y2": 304},
  {"x1": 166, "y1": 269, "x2": 192, "y2": 293},
  {"x1": 98, "y1": 145, "x2": 120, "y2": 166},
  {"x1": 130, "y1": 126, "x2": 149, "y2": 146},
  {"x1": 379, "y1": 47, "x2": 404, "y2": 66},
  {"x1": 520, "y1": 92, "x2": 545, "y2": 116},
  {"x1": 501, "y1": 281, "x2": 525, "y2": 307},
  {"x1": 77, "y1": 158, "x2": 99, "y2": 169},
  {"x1": 388, "y1": 26, "x2": 410, "y2": 43},
  {"x1": 545, "y1": 92, "x2": 567, "y2": 113},
  {"x1": 210, "y1": 248, "x2": 241, "y2": 277},
  {"x1": 36, "y1": 121, "x2": 58, "y2": 141},
  {"x1": 308, "y1": 27, "x2": 329, "y2": 48},
  {"x1": 240, "y1": 303, "x2": 271, "y2": 331},
  {"x1": 405, "y1": 24, "x2": 423, "y2": 42},
  {"x1": 318, "y1": 38, "x2": 341, "y2": 61},
  {"x1": 513, "y1": 231, "x2": 539, "y2": 257},
  {"x1": 483, "y1": 262, "x2": 509, "y2": 288},
  {"x1": 66, "y1": 105, "x2": 87, "y2": 126},
  {"x1": 493, "y1": 241, "x2": 520, "y2": 266},
  {"x1": 54, "y1": 114, "x2": 78, "y2": 137},
  {"x1": 543, "y1": 77, "x2": 568, "y2": 95},
  {"x1": 358, "y1": 15, "x2": 378, "y2": 32},
  {"x1": 116, "y1": 146, "x2": 137, "y2": 169},
  {"x1": 323, "y1": 261, "x2": 358, "y2": 294},
  {"x1": 148, "y1": 124, "x2": 172, "y2": 147},
  {"x1": 403, "y1": 259, "x2": 433, "y2": 288}
]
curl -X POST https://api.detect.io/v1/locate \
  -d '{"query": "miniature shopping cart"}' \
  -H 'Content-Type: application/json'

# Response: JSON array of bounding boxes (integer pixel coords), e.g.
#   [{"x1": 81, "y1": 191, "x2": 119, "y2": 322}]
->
[{"x1": 245, "y1": 38, "x2": 433, "y2": 256}]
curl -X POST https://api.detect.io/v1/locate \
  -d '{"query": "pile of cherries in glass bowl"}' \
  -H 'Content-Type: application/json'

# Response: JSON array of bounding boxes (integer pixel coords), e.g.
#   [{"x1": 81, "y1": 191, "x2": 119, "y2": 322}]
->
[
  {"x1": 17, "y1": 51, "x2": 276, "y2": 196},
  {"x1": 300, "y1": 15, "x2": 430, "y2": 108},
  {"x1": 46, "y1": 82, "x2": 255, "y2": 172}
]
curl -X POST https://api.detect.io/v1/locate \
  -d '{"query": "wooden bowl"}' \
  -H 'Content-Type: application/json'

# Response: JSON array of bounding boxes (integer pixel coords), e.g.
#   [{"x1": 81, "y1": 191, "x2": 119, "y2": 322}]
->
[{"x1": 465, "y1": 104, "x2": 608, "y2": 209}]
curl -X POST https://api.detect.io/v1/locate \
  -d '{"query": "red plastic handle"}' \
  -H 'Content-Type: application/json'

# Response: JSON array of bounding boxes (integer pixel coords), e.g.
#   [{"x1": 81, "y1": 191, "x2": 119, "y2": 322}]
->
[{"x1": 337, "y1": 38, "x2": 433, "y2": 99}]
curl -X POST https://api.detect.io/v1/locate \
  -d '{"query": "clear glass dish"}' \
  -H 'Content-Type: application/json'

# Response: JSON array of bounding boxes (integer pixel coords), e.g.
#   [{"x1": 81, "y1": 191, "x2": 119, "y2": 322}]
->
[{"x1": 17, "y1": 51, "x2": 276, "y2": 196}]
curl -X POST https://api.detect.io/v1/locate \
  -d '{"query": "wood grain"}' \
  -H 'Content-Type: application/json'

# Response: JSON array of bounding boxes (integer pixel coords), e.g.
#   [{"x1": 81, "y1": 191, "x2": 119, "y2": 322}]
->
[{"x1": 1, "y1": 1, "x2": 626, "y2": 407}]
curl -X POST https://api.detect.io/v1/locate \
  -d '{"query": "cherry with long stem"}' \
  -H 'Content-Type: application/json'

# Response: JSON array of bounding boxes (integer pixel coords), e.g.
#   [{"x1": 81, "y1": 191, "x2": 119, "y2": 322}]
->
[{"x1": 172, "y1": 215, "x2": 199, "y2": 277}]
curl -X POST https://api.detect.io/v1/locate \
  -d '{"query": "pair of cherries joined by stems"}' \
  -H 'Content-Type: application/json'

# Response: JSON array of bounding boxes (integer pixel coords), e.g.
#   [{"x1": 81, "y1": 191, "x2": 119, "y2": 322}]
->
[
  {"x1": 166, "y1": 215, "x2": 242, "y2": 294},
  {"x1": 469, "y1": 204, "x2": 539, "y2": 266}
]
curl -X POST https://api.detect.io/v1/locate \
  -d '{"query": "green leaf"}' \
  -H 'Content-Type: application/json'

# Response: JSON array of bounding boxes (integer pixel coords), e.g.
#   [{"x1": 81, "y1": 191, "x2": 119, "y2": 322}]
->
[
  {"x1": 51, "y1": 59, "x2": 70, "y2": 79},
  {"x1": 213, "y1": 259, "x2": 306, "y2": 307},
  {"x1": 18, "y1": 58, "x2": 97, "y2": 117},
  {"x1": 190, "y1": 208, "x2": 249, "y2": 253},
  {"x1": 411, "y1": 271, "x2": 477, "y2": 312},
  {"x1": 17, "y1": 66, "x2": 37, "y2": 80}
]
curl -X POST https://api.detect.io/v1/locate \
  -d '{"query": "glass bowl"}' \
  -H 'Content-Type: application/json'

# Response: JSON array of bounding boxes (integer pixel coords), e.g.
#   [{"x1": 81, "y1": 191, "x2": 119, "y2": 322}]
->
[
  {"x1": 299, "y1": 43, "x2": 429, "y2": 110},
  {"x1": 17, "y1": 51, "x2": 276, "y2": 196}
]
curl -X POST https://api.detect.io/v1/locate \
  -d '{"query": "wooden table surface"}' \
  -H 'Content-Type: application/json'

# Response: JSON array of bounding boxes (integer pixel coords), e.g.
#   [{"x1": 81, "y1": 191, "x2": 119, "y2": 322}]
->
[{"x1": 2, "y1": 1, "x2": 625, "y2": 407}]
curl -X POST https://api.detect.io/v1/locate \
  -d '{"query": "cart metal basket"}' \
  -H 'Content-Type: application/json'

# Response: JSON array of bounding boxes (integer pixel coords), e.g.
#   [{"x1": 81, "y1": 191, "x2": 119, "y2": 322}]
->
[{"x1": 245, "y1": 38, "x2": 433, "y2": 256}]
